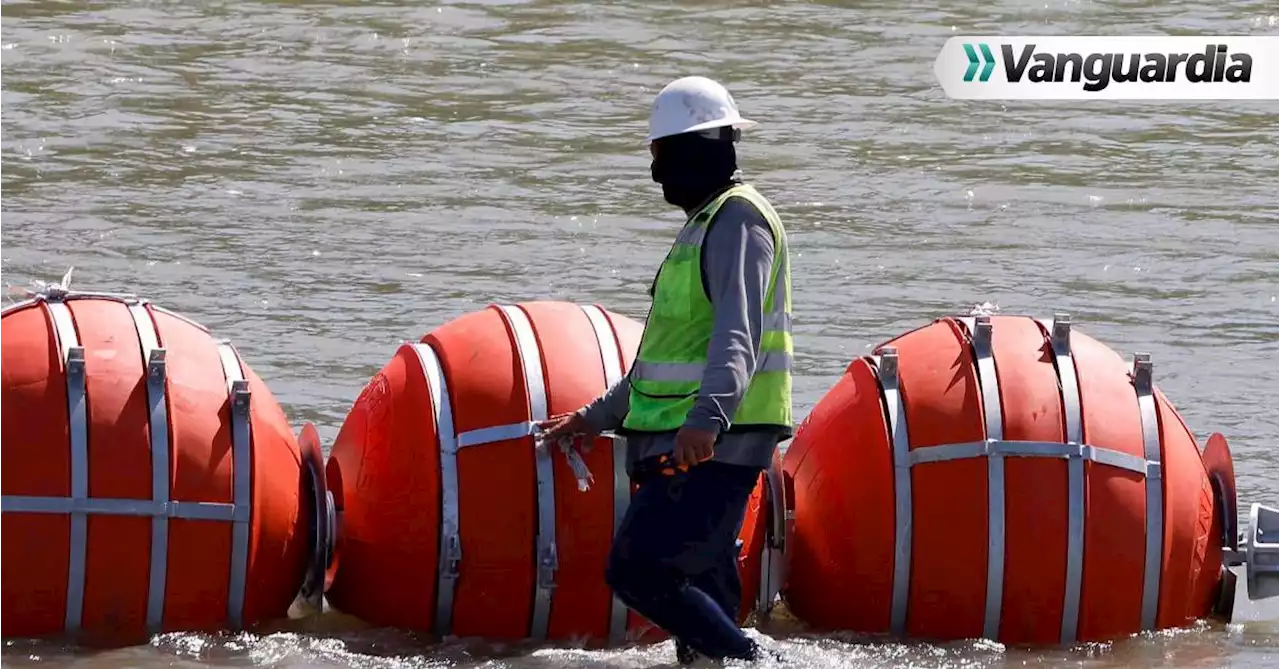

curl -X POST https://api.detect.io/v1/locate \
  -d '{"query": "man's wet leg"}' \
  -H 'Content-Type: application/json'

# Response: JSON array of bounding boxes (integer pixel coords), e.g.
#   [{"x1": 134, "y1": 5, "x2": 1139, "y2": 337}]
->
[{"x1": 605, "y1": 464, "x2": 761, "y2": 660}]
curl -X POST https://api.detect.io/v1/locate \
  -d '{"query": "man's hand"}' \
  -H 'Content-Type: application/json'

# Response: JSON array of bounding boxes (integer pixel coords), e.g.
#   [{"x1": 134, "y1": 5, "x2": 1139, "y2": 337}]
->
[
  {"x1": 673, "y1": 426, "x2": 718, "y2": 468},
  {"x1": 535, "y1": 411, "x2": 599, "y2": 448}
]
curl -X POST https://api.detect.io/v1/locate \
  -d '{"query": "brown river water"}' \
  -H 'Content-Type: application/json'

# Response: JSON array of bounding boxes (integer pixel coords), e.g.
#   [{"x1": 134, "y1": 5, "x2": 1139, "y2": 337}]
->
[{"x1": 1, "y1": 0, "x2": 1278, "y2": 666}]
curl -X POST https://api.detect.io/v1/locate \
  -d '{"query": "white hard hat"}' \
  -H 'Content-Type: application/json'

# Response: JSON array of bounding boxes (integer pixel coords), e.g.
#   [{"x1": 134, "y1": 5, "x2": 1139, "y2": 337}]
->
[{"x1": 646, "y1": 76, "x2": 757, "y2": 143}]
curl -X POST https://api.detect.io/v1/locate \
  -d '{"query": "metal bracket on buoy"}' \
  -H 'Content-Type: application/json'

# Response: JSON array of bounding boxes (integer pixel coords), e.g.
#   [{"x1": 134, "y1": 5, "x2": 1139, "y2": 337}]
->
[
  {"x1": 1223, "y1": 501, "x2": 1280, "y2": 601},
  {"x1": 1242, "y1": 504, "x2": 1279, "y2": 600},
  {"x1": 298, "y1": 422, "x2": 339, "y2": 613},
  {"x1": 537, "y1": 540, "x2": 560, "y2": 591},
  {"x1": 441, "y1": 533, "x2": 462, "y2": 579},
  {"x1": 756, "y1": 451, "x2": 792, "y2": 618}
]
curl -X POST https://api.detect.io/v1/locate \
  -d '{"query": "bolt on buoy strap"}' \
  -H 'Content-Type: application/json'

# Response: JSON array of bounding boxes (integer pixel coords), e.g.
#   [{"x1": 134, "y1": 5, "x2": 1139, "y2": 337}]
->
[{"x1": 579, "y1": 303, "x2": 632, "y2": 647}]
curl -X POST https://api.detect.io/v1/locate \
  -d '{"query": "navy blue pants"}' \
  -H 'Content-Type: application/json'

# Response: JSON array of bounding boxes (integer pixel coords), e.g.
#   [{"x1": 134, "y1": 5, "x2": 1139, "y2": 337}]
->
[{"x1": 605, "y1": 460, "x2": 763, "y2": 660}]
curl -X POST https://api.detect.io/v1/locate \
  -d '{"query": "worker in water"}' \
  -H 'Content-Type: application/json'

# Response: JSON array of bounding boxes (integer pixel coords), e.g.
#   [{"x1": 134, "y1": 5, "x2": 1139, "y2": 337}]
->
[{"x1": 537, "y1": 75, "x2": 793, "y2": 664}]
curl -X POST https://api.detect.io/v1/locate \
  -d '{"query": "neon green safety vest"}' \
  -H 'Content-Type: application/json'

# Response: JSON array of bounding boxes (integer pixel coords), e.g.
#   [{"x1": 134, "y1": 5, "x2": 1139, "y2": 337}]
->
[{"x1": 623, "y1": 183, "x2": 794, "y2": 434}]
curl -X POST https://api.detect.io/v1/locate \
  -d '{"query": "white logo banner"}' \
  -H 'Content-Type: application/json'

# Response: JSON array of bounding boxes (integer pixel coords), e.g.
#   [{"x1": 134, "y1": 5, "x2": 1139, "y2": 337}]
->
[{"x1": 934, "y1": 36, "x2": 1279, "y2": 100}]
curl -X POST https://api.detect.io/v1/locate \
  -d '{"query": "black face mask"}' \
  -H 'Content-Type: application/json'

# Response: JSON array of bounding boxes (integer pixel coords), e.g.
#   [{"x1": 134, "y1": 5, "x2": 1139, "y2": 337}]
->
[{"x1": 650, "y1": 133, "x2": 739, "y2": 212}]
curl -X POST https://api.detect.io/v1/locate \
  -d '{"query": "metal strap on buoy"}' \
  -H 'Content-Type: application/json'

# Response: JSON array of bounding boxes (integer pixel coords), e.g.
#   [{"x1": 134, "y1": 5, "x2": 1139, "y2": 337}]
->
[
  {"x1": 1041, "y1": 315, "x2": 1086, "y2": 645},
  {"x1": 127, "y1": 302, "x2": 172, "y2": 633},
  {"x1": 214, "y1": 340, "x2": 254, "y2": 630},
  {"x1": 494, "y1": 304, "x2": 558, "y2": 642},
  {"x1": 869, "y1": 346, "x2": 912, "y2": 637},
  {"x1": 411, "y1": 341, "x2": 461, "y2": 637},
  {"x1": 579, "y1": 304, "x2": 632, "y2": 647},
  {"x1": 45, "y1": 295, "x2": 90, "y2": 633},
  {"x1": 874, "y1": 313, "x2": 1167, "y2": 642},
  {"x1": 1132, "y1": 352, "x2": 1164, "y2": 631},
  {"x1": 961, "y1": 316, "x2": 1007, "y2": 640}
]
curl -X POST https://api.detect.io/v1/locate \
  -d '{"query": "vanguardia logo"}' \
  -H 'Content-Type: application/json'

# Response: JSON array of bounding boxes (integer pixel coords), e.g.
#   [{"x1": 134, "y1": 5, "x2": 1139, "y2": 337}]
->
[
  {"x1": 962, "y1": 42, "x2": 1253, "y2": 91},
  {"x1": 963, "y1": 43, "x2": 996, "y2": 82},
  {"x1": 935, "y1": 36, "x2": 1278, "y2": 100}
]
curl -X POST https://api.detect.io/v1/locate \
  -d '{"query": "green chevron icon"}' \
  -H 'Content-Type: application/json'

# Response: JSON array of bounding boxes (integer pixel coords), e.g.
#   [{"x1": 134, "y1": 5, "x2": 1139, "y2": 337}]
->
[{"x1": 963, "y1": 43, "x2": 997, "y2": 82}]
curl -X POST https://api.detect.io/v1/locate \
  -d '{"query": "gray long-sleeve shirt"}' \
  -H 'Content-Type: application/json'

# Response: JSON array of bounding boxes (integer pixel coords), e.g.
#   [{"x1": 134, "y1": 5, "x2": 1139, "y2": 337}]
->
[{"x1": 578, "y1": 193, "x2": 786, "y2": 473}]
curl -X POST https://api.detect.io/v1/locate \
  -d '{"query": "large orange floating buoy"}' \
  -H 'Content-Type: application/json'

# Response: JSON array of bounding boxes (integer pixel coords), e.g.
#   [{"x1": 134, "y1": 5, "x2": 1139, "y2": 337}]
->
[
  {"x1": 1, "y1": 287, "x2": 333, "y2": 645},
  {"x1": 324, "y1": 300, "x2": 777, "y2": 646},
  {"x1": 781, "y1": 313, "x2": 1236, "y2": 645}
]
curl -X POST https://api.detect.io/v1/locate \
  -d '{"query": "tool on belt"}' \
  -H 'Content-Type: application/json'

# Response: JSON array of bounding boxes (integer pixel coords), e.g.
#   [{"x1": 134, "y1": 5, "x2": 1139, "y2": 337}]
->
[{"x1": 631, "y1": 452, "x2": 690, "y2": 478}]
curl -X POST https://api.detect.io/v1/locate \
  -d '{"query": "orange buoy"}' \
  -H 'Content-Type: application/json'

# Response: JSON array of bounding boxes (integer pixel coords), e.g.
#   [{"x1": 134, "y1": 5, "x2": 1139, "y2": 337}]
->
[
  {"x1": 1, "y1": 288, "x2": 331, "y2": 645},
  {"x1": 781, "y1": 313, "x2": 1227, "y2": 645},
  {"x1": 324, "y1": 301, "x2": 775, "y2": 646}
]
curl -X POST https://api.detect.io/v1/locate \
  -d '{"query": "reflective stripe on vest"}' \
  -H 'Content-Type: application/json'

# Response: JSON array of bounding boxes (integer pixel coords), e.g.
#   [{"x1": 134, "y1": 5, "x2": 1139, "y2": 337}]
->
[
  {"x1": 631, "y1": 350, "x2": 794, "y2": 383},
  {"x1": 623, "y1": 183, "x2": 793, "y2": 432}
]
